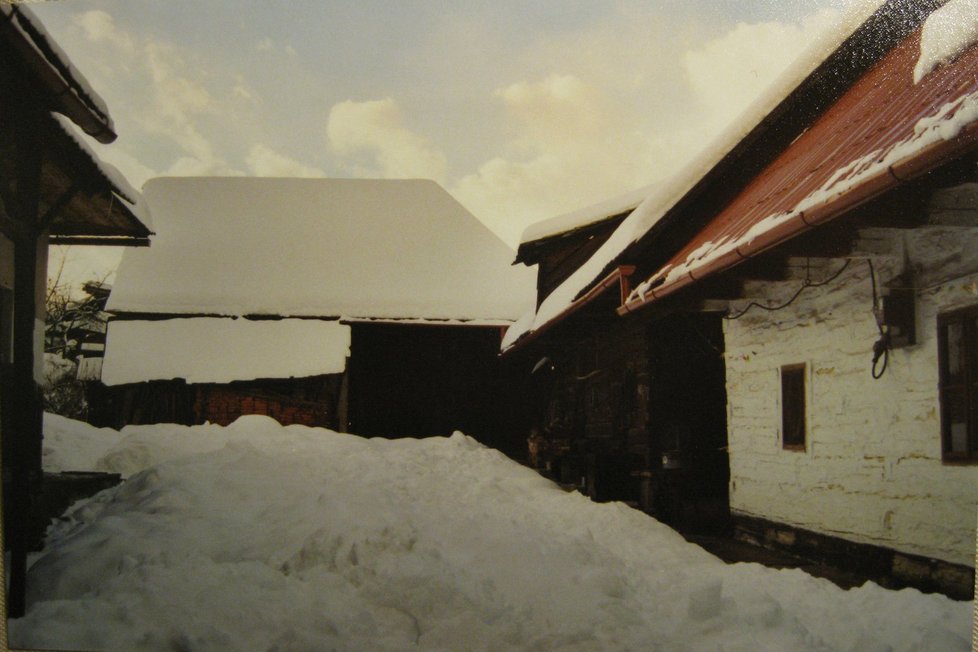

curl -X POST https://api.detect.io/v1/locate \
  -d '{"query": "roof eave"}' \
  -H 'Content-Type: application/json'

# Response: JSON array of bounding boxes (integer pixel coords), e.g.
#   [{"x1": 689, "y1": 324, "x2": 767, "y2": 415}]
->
[{"x1": 0, "y1": 5, "x2": 116, "y2": 143}]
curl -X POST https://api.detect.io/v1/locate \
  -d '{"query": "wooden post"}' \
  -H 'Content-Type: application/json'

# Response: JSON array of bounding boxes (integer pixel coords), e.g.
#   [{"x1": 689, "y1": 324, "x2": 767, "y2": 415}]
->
[{"x1": 5, "y1": 108, "x2": 43, "y2": 619}]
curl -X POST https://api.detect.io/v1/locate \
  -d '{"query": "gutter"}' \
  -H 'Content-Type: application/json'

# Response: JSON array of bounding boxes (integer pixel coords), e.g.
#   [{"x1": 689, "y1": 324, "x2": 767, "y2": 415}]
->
[
  {"x1": 504, "y1": 266, "x2": 635, "y2": 354},
  {"x1": 618, "y1": 119, "x2": 978, "y2": 315},
  {"x1": 0, "y1": 6, "x2": 116, "y2": 144}
]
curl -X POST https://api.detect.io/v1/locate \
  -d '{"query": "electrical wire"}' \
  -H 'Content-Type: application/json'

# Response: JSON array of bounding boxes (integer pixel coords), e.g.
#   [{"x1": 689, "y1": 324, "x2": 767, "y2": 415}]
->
[{"x1": 724, "y1": 258, "x2": 852, "y2": 320}]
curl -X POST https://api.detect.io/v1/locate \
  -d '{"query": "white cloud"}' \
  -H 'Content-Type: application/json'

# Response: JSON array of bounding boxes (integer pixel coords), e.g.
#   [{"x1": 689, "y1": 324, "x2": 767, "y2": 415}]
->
[
  {"x1": 495, "y1": 74, "x2": 603, "y2": 140},
  {"x1": 45, "y1": 3, "x2": 848, "y2": 255},
  {"x1": 448, "y1": 8, "x2": 845, "y2": 246},
  {"x1": 326, "y1": 98, "x2": 448, "y2": 182},
  {"x1": 683, "y1": 10, "x2": 839, "y2": 136},
  {"x1": 68, "y1": 8, "x2": 274, "y2": 183},
  {"x1": 245, "y1": 144, "x2": 325, "y2": 177},
  {"x1": 162, "y1": 156, "x2": 243, "y2": 178},
  {"x1": 75, "y1": 10, "x2": 135, "y2": 54},
  {"x1": 450, "y1": 73, "x2": 654, "y2": 245}
]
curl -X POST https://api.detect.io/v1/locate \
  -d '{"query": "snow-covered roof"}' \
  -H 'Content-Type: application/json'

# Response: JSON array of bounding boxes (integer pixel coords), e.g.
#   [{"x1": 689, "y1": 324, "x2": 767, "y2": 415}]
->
[
  {"x1": 52, "y1": 114, "x2": 151, "y2": 230},
  {"x1": 108, "y1": 177, "x2": 535, "y2": 322},
  {"x1": 622, "y1": 4, "x2": 978, "y2": 311},
  {"x1": 913, "y1": 0, "x2": 978, "y2": 84},
  {"x1": 102, "y1": 318, "x2": 351, "y2": 385},
  {"x1": 502, "y1": 0, "x2": 885, "y2": 350},
  {"x1": 519, "y1": 183, "x2": 654, "y2": 245},
  {"x1": 1, "y1": 3, "x2": 114, "y2": 141}
]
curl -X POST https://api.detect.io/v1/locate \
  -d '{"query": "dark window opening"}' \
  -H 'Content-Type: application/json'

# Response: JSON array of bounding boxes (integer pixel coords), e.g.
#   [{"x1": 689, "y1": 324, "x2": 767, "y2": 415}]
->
[
  {"x1": 781, "y1": 364, "x2": 806, "y2": 450},
  {"x1": 938, "y1": 305, "x2": 978, "y2": 462}
]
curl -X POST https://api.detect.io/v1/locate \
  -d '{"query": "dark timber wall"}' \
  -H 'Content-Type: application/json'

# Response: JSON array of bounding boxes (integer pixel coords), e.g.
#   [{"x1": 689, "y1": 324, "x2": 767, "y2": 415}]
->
[
  {"x1": 102, "y1": 375, "x2": 344, "y2": 430},
  {"x1": 347, "y1": 323, "x2": 509, "y2": 447}
]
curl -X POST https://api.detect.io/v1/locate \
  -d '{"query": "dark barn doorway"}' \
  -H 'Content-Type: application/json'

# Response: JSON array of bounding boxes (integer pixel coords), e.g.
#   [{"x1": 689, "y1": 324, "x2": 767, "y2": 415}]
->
[
  {"x1": 347, "y1": 323, "x2": 502, "y2": 443},
  {"x1": 646, "y1": 313, "x2": 730, "y2": 533}
]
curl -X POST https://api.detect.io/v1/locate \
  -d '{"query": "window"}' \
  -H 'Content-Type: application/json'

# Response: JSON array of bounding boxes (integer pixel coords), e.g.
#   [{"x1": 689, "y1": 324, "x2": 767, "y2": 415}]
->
[
  {"x1": 938, "y1": 305, "x2": 978, "y2": 462},
  {"x1": 781, "y1": 364, "x2": 806, "y2": 450}
]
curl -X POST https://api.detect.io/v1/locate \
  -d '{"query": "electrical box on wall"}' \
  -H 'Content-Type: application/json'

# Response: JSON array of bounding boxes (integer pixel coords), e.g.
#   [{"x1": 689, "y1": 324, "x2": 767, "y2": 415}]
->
[{"x1": 882, "y1": 286, "x2": 916, "y2": 348}]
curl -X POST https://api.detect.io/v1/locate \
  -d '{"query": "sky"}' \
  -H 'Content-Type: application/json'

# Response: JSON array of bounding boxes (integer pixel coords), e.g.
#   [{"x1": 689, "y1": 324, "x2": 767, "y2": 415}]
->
[{"x1": 33, "y1": 0, "x2": 855, "y2": 290}]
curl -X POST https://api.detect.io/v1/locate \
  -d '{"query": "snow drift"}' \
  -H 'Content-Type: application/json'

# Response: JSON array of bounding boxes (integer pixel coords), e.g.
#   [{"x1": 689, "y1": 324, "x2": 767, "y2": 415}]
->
[{"x1": 13, "y1": 415, "x2": 971, "y2": 650}]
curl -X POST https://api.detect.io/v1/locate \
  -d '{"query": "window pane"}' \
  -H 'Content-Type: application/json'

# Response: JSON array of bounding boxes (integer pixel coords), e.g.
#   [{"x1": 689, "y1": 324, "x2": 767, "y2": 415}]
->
[
  {"x1": 782, "y1": 365, "x2": 805, "y2": 448},
  {"x1": 945, "y1": 321, "x2": 964, "y2": 384},
  {"x1": 944, "y1": 388, "x2": 968, "y2": 453}
]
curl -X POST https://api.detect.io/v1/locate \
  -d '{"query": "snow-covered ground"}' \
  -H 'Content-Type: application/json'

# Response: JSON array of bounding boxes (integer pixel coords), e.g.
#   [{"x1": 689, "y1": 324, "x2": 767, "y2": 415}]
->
[{"x1": 12, "y1": 414, "x2": 971, "y2": 650}]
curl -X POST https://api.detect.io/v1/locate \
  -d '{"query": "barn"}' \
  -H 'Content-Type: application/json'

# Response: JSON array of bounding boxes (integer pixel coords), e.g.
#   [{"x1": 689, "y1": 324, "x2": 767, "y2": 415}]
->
[
  {"x1": 504, "y1": 0, "x2": 978, "y2": 597},
  {"x1": 100, "y1": 177, "x2": 535, "y2": 451}
]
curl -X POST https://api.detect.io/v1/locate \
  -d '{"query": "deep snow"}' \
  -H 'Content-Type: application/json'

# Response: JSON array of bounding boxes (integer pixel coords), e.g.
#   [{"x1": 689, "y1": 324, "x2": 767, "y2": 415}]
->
[
  {"x1": 106, "y1": 177, "x2": 535, "y2": 322},
  {"x1": 102, "y1": 317, "x2": 351, "y2": 385},
  {"x1": 11, "y1": 414, "x2": 972, "y2": 650}
]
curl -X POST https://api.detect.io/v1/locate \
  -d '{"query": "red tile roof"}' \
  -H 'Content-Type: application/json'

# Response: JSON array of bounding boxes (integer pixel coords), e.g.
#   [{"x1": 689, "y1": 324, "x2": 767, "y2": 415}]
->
[{"x1": 623, "y1": 27, "x2": 978, "y2": 312}]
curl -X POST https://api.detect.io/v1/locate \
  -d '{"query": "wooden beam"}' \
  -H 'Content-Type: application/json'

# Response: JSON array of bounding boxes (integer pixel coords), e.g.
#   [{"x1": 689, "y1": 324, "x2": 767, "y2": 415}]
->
[
  {"x1": 727, "y1": 255, "x2": 792, "y2": 282},
  {"x1": 48, "y1": 235, "x2": 151, "y2": 247},
  {"x1": 35, "y1": 182, "x2": 79, "y2": 233},
  {"x1": 926, "y1": 182, "x2": 978, "y2": 227}
]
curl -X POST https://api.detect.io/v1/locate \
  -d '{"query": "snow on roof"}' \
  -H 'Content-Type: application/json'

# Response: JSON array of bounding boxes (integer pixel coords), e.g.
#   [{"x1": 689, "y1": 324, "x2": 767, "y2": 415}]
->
[
  {"x1": 52, "y1": 113, "x2": 151, "y2": 229},
  {"x1": 102, "y1": 318, "x2": 351, "y2": 385},
  {"x1": 913, "y1": 0, "x2": 978, "y2": 84},
  {"x1": 503, "y1": 0, "x2": 885, "y2": 350},
  {"x1": 1, "y1": 4, "x2": 113, "y2": 137},
  {"x1": 108, "y1": 178, "x2": 535, "y2": 322},
  {"x1": 519, "y1": 183, "x2": 655, "y2": 245},
  {"x1": 630, "y1": 87, "x2": 978, "y2": 305}
]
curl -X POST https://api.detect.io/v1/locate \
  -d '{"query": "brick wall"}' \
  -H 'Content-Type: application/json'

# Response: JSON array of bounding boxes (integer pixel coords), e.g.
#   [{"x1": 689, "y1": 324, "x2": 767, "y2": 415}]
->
[
  {"x1": 195, "y1": 385, "x2": 331, "y2": 428},
  {"x1": 724, "y1": 227, "x2": 978, "y2": 567}
]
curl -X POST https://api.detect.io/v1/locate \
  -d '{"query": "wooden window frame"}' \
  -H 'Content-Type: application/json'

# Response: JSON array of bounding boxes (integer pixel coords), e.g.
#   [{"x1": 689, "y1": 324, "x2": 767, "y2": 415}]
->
[
  {"x1": 938, "y1": 305, "x2": 978, "y2": 463},
  {"x1": 781, "y1": 363, "x2": 807, "y2": 451}
]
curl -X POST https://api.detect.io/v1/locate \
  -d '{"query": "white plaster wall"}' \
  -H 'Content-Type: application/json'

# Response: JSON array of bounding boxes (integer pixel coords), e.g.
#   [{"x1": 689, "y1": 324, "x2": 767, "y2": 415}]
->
[{"x1": 724, "y1": 229, "x2": 978, "y2": 566}]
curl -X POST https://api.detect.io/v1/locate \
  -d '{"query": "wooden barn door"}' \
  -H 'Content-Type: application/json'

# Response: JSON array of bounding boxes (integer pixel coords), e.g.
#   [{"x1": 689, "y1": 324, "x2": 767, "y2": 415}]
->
[{"x1": 347, "y1": 323, "x2": 500, "y2": 441}]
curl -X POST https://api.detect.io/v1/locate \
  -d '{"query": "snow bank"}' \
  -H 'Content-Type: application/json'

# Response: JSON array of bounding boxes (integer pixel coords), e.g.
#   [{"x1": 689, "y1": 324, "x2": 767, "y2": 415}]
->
[
  {"x1": 41, "y1": 413, "x2": 127, "y2": 473},
  {"x1": 15, "y1": 415, "x2": 970, "y2": 651},
  {"x1": 102, "y1": 317, "x2": 351, "y2": 385},
  {"x1": 914, "y1": 0, "x2": 978, "y2": 84},
  {"x1": 42, "y1": 352, "x2": 76, "y2": 389}
]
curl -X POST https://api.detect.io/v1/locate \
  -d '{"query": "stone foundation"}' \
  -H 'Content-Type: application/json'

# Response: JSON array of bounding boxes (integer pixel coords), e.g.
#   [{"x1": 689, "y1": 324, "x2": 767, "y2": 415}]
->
[{"x1": 733, "y1": 513, "x2": 974, "y2": 600}]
